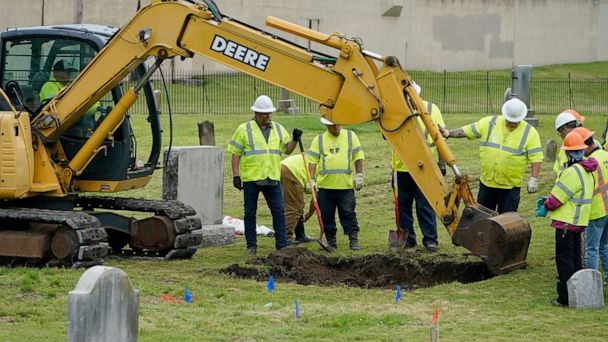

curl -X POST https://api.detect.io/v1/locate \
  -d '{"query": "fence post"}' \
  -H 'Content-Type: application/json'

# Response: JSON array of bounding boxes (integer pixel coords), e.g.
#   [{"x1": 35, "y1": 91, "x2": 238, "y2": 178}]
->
[
  {"x1": 442, "y1": 70, "x2": 447, "y2": 113},
  {"x1": 568, "y1": 72, "x2": 573, "y2": 108},
  {"x1": 486, "y1": 71, "x2": 490, "y2": 115}
]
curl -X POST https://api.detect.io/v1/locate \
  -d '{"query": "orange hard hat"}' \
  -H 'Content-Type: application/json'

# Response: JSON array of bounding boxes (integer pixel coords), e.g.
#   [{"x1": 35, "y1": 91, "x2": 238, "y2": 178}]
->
[
  {"x1": 572, "y1": 127, "x2": 595, "y2": 142},
  {"x1": 564, "y1": 109, "x2": 585, "y2": 125},
  {"x1": 562, "y1": 131, "x2": 588, "y2": 151}
]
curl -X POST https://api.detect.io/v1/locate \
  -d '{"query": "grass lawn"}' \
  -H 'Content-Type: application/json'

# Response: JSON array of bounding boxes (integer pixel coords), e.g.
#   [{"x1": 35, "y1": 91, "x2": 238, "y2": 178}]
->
[{"x1": 1, "y1": 110, "x2": 607, "y2": 341}]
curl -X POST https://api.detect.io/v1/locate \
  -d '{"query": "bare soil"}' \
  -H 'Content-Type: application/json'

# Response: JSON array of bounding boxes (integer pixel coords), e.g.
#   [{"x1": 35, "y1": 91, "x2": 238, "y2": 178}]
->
[{"x1": 221, "y1": 247, "x2": 494, "y2": 289}]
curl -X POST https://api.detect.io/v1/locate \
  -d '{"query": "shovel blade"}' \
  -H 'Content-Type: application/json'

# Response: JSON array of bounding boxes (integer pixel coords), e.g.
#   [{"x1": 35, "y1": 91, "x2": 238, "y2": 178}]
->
[
  {"x1": 388, "y1": 229, "x2": 407, "y2": 250},
  {"x1": 318, "y1": 239, "x2": 333, "y2": 253}
]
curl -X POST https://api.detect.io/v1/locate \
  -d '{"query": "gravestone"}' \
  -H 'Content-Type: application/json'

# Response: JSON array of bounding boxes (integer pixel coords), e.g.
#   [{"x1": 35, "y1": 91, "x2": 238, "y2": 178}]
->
[
  {"x1": 567, "y1": 269, "x2": 604, "y2": 309},
  {"x1": 163, "y1": 146, "x2": 234, "y2": 248},
  {"x1": 68, "y1": 266, "x2": 139, "y2": 342},
  {"x1": 544, "y1": 139, "x2": 558, "y2": 162},
  {"x1": 198, "y1": 121, "x2": 215, "y2": 146},
  {"x1": 278, "y1": 88, "x2": 299, "y2": 115}
]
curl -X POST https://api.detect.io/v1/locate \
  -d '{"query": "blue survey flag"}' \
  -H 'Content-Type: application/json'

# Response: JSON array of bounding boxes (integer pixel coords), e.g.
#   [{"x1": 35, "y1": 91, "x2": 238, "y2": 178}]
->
[
  {"x1": 184, "y1": 288, "x2": 192, "y2": 303},
  {"x1": 395, "y1": 285, "x2": 402, "y2": 303},
  {"x1": 295, "y1": 300, "x2": 300, "y2": 318},
  {"x1": 267, "y1": 275, "x2": 275, "y2": 292}
]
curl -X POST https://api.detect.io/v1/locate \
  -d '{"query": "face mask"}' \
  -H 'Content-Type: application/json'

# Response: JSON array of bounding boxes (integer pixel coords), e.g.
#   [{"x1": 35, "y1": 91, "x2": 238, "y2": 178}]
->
[{"x1": 567, "y1": 150, "x2": 585, "y2": 162}]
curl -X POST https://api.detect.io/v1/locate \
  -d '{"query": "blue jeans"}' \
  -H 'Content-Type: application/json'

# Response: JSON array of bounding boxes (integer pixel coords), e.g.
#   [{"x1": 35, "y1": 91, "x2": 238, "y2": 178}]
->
[
  {"x1": 477, "y1": 181, "x2": 521, "y2": 214},
  {"x1": 243, "y1": 182, "x2": 288, "y2": 249},
  {"x1": 397, "y1": 171, "x2": 437, "y2": 247},
  {"x1": 317, "y1": 188, "x2": 359, "y2": 237},
  {"x1": 585, "y1": 216, "x2": 608, "y2": 282}
]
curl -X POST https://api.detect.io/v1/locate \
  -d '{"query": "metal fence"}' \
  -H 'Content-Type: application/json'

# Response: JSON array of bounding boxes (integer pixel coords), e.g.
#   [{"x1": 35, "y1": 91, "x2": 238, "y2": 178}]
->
[{"x1": 127, "y1": 68, "x2": 608, "y2": 116}]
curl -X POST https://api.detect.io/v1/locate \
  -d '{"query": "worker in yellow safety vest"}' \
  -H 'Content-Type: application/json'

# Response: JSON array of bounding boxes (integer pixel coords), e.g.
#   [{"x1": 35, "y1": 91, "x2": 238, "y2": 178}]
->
[
  {"x1": 539, "y1": 131, "x2": 598, "y2": 306},
  {"x1": 307, "y1": 117, "x2": 365, "y2": 250},
  {"x1": 40, "y1": 60, "x2": 100, "y2": 138},
  {"x1": 572, "y1": 127, "x2": 608, "y2": 286},
  {"x1": 228, "y1": 95, "x2": 302, "y2": 256},
  {"x1": 391, "y1": 82, "x2": 445, "y2": 252},
  {"x1": 280, "y1": 154, "x2": 315, "y2": 244},
  {"x1": 442, "y1": 97, "x2": 543, "y2": 213},
  {"x1": 553, "y1": 110, "x2": 587, "y2": 175}
]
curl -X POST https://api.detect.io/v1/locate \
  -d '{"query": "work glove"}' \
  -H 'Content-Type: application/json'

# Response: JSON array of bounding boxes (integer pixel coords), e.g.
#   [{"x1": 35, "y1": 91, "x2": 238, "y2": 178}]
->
[
  {"x1": 354, "y1": 173, "x2": 364, "y2": 191},
  {"x1": 292, "y1": 128, "x2": 303, "y2": 142},
  {"x1": 233, "y1": 176, "x2": 242, "y2": 191},
  {"x1": 527, "y1": 176, "x2": 539, "y2": 193},
  {"x1": 438, "y1": 160, "x2": 447, "y2": 176},
  {"x1": 439, "y1": 126, "x2": 450, "y2": 139},
  {"x1": 305, "y1": 179, "x2": 315, "y2": 194},
  {"x1": 535, "y1": 196, "x2": 548, "y2": 217}
]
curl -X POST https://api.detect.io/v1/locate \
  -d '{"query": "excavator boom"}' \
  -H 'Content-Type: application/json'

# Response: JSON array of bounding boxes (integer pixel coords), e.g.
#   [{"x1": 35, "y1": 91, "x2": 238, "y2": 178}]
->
[{"x1": 0, "y1": 0, "x2": 530, "y2": 272}]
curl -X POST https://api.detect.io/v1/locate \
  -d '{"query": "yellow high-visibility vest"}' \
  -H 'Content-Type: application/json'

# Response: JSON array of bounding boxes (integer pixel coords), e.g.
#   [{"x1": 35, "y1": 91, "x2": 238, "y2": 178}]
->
[
  {"x1": 228, "y1": 120, "x2": 290, "y2": 182},
  {"x1": 394, "y1": 101, "x2": 445, "y2": 172},
  {"x1": 308, "y1": 129, "x2": 364, "y2": 190},
  {"x1": 281, "y1": 154, "x2": 308, "y2": 187},
  {"x1": 462, "y1": 116, "x2": 543, "y2": 189},
  {"x1": 549, "y1": 163, "x2": 595, "y2": 226},
  {"x1": 554, "y1": 138, "x2": 603, "y2": 176},
  {"x1": 589, "y1": 148, "x2": 608, "y2": 220}
]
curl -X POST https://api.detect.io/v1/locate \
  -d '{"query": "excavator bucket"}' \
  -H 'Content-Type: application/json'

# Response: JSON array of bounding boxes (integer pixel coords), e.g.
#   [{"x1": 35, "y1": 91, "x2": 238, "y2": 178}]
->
[{"x1": 452, "y1": 206, "x2": 531, "y2": 274}]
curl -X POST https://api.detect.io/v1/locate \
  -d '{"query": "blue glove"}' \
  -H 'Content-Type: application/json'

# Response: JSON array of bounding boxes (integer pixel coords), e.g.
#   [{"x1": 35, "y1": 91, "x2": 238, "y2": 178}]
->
[{"x1": 535, "y1": 196, "x2": 548, "y2": 217}]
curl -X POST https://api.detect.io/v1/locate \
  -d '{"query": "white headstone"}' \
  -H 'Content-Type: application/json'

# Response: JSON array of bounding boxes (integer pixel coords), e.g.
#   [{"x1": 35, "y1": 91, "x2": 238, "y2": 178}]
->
[
  {"x1": 567, "y1": 269, "x2": 605, "y2": 309},
  {"x1": 68, "y1": 266, "x2": 139, "y2": 342},
  {"x1": 163, "y1": 146, "x2": 235, "y2": 248}
]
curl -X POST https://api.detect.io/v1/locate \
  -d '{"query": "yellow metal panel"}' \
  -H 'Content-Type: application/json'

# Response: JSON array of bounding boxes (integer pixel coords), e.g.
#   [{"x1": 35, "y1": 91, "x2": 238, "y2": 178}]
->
[
  {"x1": 180, "y1": 16, "x2": 342, "y2": 106},
  {"x1": 74, "y1": 176, "x2": 151, "y2": 193},
  {"x1": 375, "y1": 65, "x2": 456, "y2": 228},
  {"x1": 0, "y1": 110, "x2": 34, "y2": 199}
]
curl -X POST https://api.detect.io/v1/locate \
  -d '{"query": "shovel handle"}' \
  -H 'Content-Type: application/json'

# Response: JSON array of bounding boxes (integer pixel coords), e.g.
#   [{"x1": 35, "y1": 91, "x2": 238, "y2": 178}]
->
[{"x1": 299, "y1": 140, "x2": 325, "y2": 234}]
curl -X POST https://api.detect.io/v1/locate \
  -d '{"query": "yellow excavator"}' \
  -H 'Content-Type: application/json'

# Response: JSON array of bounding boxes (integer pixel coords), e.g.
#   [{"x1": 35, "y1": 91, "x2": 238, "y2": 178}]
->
[{"x1": 0, "y1": 0, "x2": 530, "y2": 273}]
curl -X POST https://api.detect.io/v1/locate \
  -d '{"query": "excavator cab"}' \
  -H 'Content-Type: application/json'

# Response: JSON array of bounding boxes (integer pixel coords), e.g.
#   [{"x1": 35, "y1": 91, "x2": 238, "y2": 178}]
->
[{"x1": 0, "y1": 25, "x2": 161, "y2": 185}]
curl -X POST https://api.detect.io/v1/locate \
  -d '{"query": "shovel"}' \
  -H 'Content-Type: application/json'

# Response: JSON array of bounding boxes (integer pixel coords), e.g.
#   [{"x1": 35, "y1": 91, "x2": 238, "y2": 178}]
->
[
  {"x1": 299, "y1": 140, "x2": 333, "y2": 252},
  {"x1": 388, "y1": 153, "x2": 408, "y2": 250}
]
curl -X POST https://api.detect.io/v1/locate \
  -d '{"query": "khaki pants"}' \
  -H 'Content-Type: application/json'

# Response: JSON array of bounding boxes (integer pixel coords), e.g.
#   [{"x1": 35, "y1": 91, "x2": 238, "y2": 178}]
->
[{"x1": 281, "y1": 165, "x2": 305, "y2": 239}]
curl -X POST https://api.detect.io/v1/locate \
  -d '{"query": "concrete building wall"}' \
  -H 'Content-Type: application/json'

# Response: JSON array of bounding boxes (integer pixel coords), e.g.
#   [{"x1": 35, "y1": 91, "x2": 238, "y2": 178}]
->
[{"x1": 1, "y1": 0, "x2": 606, "y2": 71}]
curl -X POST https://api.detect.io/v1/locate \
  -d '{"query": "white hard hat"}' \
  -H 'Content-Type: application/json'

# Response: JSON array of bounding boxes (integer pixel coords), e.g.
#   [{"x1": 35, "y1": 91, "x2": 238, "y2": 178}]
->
[
  {"x1": 554, "y1": 112, "x2": 577, "y2": 130},
  {"x1": 412, "y1": 81, "x2": 421, "y2": 95},
  {"x1": 251, "y1": 95, "x2": 276, "y2": 113},
  {"x1": 320, "y1": 117, "x2": 334, "y2": 125},
  {"x1": 501, "y1": 98, "x2": 527, "y2": 123}
]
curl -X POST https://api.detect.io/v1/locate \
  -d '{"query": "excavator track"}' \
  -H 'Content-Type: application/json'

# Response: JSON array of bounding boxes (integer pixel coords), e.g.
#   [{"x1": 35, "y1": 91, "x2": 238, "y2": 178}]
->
[
  {"x1": 74, "y1": 196, "x2": 202, "y2": 259},
  {"x1": 0, "y1": 207, "x2": 108, "y2": 267}
]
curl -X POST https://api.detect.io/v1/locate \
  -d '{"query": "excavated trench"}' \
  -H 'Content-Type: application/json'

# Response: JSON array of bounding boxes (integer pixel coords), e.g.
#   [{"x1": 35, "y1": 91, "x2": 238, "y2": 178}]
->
[{"x1": 221, "y1": 247, "x2": 495, "y2": 289}]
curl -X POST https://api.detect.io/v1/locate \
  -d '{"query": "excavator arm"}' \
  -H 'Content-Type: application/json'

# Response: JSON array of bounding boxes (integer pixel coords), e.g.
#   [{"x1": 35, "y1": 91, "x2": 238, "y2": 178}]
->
[{"x1": 22, "y1": 0, "x2": 529, "y2": 273}]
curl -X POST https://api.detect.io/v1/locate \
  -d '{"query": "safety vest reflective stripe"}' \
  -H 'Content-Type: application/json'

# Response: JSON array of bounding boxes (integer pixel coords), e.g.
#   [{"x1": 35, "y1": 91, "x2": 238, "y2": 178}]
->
[
  {"x1": 479, "y1": 117, "x2": 533, "y2": 156},
  {"x1": 468, "y1": 123, "x2": 481, "y2": 138},
  {"x1": 242, "y1": 121, "x2": 283, "y2": 156},
  {"x1": 555, "y1": 165, "x2": 593, "y2": 224},
  {"x1": 319, "y1": 130, "x2": 353, "y2": 175},
  {"x1": 597, "y1": 165, "x2": 608, "y2": 212}
]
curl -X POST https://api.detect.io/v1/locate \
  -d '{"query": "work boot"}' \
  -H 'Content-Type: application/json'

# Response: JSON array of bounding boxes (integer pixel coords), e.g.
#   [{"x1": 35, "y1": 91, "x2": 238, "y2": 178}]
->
[
  {"x1": 326, "y1": 235, "x2": 337, "y2": 249},
  {"x1": 246, "y1": 247, "x2": 257, "y2": 256},
  {"x1": 287, "y1": 239, "x2": 301, "y2": 246},
  {"x1": 294, "y1": 218, "x2": 314, "y2": 243},
  {"x1": 424, "y1": 242, "x2": 438, "y2": 252},
  {"x1": 348, "y1": 231, "x2": 361, "y2": 251}
]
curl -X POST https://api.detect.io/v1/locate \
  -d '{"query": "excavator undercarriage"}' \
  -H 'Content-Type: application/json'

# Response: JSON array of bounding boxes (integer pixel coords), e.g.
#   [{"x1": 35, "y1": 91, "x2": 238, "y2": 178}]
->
[{"x1": 0, "y1": 196, "x2": 201, "y2": 267}]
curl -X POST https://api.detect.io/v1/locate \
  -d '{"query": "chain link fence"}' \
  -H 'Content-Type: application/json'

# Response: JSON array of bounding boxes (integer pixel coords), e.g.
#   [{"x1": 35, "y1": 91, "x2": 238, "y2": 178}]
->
[{"x1": 128, "y1": 68, "x2": 608, "y2": 116}]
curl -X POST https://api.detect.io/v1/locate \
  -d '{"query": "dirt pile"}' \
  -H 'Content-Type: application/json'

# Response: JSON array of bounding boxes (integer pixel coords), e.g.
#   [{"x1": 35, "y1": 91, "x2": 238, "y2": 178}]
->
[{"x1": 221, "y1": 247, "x2": 494, "y2": 289}]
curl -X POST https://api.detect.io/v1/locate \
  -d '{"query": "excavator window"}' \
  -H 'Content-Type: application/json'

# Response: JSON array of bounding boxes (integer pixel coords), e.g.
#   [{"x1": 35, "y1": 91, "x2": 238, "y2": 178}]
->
[{"x1": 1, "y1": 36, "x2": 97, "y2": 115}]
